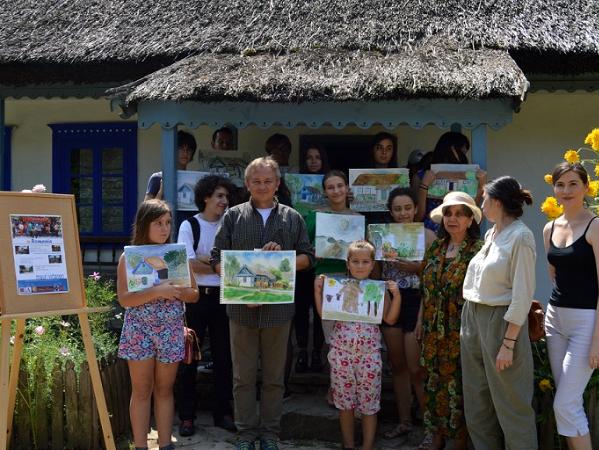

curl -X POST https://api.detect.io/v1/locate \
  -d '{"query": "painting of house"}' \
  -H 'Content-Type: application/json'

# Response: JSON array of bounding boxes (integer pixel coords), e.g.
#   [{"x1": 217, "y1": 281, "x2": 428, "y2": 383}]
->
[
  {"x1": 428, "y1": 164, "x2": 479, "y2": 199},
  {"x1": 368, "y1": 223, "x2": 425, "y2": 261},
  {"x1": 197, "y1": 152, "x2": 249, "y2": 187},
  {"x1": 284, "y1": 174, "x2": 325, "y2": 216},
  {"x1": 124, "y1": 244, "x2": 190, "y2": 292},
  {"x1": 177, "y1": 170, "x2": 211, "y2": 211},
  {"x1": 349, "y1": 169, "x2": 410, "y2": 211},
  {"x1": 2, "y1": 0, "x2": 599, "y2": 305},
  {"x1": 221, "y1": 250, "x2": 296, "y2": 304}
]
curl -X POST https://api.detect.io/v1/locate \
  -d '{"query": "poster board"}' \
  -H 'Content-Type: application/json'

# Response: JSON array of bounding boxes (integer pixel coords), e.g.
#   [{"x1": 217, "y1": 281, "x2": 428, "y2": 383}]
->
[
  {"x1": 315, "y1": 212, "x2": 365, "y2": 260},
  {"x1": 0, "y1": 192, "x2": 85, "y2": 315},
  {"x1": 349, "y1": 168, "x2": 410, "y2": 212},
  {"x1": 429, "y1": 164, "x2": 479, "y2": 199},
  {"x1": 220, "y1": 250, "x2": 296, "y2": 304},
  {"x1": 196, "y1": 149, "x2": 251, "y2": 187},
  {"x1": 368, "y1": 223, "x2": 425, "y2": 261},
  {"x1": 321, "y1": 276, "x2": 385, "y2": 324}
]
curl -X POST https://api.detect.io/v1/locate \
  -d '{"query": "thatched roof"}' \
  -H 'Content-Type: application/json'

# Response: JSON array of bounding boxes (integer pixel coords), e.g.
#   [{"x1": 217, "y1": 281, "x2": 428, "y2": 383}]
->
[
  {"x1": 109, "y1": 48, "x2": 529, "y2": 104},
  {"x1": 1, "y1": 1, "x2": 598, "y2": 100}
]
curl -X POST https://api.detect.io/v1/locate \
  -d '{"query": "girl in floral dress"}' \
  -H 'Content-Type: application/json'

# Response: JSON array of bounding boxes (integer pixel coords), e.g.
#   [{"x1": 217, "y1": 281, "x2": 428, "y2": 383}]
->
[
  {"x1": 314, "y1": 240, "x2": 401, "y2": 450},
  {"x1": 419, "y1": 192, "x2": 482, "y2": 450},
  {"x1": 117, "y1": 200, "x2": 198, "y2": 450}
]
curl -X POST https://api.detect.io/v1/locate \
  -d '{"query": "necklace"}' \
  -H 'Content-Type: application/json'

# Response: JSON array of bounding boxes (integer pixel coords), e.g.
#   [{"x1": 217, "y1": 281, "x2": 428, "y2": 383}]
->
[{"x1": 447, "y1": 241, "x2": 461, "y2": 253}]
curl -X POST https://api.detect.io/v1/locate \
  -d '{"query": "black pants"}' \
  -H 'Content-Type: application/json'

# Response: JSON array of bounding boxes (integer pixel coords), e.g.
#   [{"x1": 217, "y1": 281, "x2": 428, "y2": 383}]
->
[
  {"x1": 176, "y1": 288, "x2": 233, "y2": 422},
  {"x1": 293, "y1": 269, "x2": 324, "y2": 351}
]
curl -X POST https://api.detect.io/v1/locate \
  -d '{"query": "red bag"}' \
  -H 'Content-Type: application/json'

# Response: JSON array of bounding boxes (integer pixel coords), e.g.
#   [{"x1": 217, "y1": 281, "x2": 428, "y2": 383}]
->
[
  {"x1": 528, "y1": 300, "x2": 545, "y2": 342},
  {"x1": 183, "y1": 326, "x2": 201, "y2": 365}
]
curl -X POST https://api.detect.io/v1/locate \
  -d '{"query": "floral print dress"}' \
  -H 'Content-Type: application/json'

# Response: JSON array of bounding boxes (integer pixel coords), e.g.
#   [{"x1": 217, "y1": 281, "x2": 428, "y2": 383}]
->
[{"x1": 420, "y1": 237, "x2": 482, "y2": 440}]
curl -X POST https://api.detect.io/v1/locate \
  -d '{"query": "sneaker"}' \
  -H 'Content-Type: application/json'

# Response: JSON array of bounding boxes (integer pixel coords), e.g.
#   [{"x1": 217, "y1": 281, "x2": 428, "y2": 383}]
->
[
  {"x1": 178, "y1": 419, "x2": 195, "y2": 437},
  {"x1": 197, "y1": 361, "x2": 214, "y2": 373},
  {"x1": 215, "y1": 414, "x2": 237, "y2": 432},
  {"x1": 295, "y1": 349, "x2": 308, "y2": 373},
  {"x1": 310, "y1": 350, "x2": 323, "y2": 372},
  {"x1": 236, "y1": 440, "x2": 256, "y2": 450},
  {"x1": 259, "y1": 438, "x2": 279, "y2": 450}
]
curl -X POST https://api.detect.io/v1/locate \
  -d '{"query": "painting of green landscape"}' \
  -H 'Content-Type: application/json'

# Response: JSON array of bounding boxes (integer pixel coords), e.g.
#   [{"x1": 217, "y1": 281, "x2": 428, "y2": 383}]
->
[
  {"x1": 284, "y1": 173, "x2": 326, "y2": 216},
  {"x1": 124, "y1": 244, "x2": 191, "y2": 292},
  {"x1": 220, "y1": 250, "x2": 296, "y2": 304},
  {"x1": 321, "y1": 276, "x2": 385, "y2": 324},
  {"x1": 368, "y1": 223, "x2": 425, "y2": 261}
]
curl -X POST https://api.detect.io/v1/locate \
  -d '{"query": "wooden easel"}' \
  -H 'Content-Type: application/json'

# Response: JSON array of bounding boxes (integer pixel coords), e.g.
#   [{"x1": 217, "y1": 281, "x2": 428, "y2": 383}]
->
[
  {"x1": 0, "y1": 308, "x2": 116, "y2": 450},
  {"x1": 0, "y1": 192, "x2": 116, "y2": 449}
]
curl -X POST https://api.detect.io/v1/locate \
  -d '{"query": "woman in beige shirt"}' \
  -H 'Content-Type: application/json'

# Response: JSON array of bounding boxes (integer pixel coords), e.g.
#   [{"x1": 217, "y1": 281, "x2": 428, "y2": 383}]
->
[{"x1": 461, "y1": 176, "x2": 537, "y2": 450}]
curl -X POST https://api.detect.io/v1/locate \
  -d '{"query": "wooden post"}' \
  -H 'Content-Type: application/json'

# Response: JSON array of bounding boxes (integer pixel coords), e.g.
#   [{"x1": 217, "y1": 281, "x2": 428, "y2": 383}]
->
[
  {"x1": 6, "y1": 318, "x2": 24, "y2": 444},
  {"x1": 78, "y1": 312, "x2": 116, "y2": 450},
  {"x1": 0, "y1": 319, "x2": 11, "y2": 449}
]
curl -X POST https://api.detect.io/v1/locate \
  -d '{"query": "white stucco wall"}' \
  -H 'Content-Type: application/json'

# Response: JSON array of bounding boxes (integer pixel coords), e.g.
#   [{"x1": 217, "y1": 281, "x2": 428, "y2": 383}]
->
[{"x1": 5, "y1": 91, "x2": 599, "y2": 300}]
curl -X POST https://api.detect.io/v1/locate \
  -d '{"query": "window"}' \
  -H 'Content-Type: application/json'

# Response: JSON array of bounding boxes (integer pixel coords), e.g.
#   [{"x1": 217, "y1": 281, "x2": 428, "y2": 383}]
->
[{"x1": 50, "y1": 123, "x2": 137, "y2": 236}]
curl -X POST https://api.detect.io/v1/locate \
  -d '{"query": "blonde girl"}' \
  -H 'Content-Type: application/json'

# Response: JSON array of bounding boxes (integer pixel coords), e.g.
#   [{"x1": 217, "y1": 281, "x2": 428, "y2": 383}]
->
[{"x1": 314, "y1": 240, "x2": 401, "y2": 450}]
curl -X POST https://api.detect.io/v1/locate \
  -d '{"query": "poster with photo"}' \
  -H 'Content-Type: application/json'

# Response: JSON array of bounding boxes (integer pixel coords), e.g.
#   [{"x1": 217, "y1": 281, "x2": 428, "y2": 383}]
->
[
  {"x1": 124, "y1": 243, "x2": 191, "y2": 292},
  {"x1": 10, "y1": 214, "x2": 69, "y2": 295},
  {"x1": 315, "y1": 212, "x2": 365, "y2": 260},
  {"x1": 321, "y1": 276, "x2": 386, "y2": 324},
  {"x1": 368, "y1": 223, "x2": 425, "y2": 261},
  {"x1": 349, "y1": 168, "x2": 410, "y2": 211},
  {"x1": 177, "y1": 170, "x2": 212, "y2": 211},
  {"x1": 428, "y1": 164, "x2": 479, "y2": 199},
  {"x1": 220, "y1": 250, "x2": 296, "y2": 304}
]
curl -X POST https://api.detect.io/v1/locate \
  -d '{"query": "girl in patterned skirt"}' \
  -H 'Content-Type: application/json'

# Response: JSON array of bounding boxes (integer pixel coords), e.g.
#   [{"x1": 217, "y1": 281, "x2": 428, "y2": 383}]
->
[
  {"x1": 314, "y1": 240, "x2": 401, "y2": 450},
  {"x1": 117, "y1": 200, "x2": 199, "y2": 450}
]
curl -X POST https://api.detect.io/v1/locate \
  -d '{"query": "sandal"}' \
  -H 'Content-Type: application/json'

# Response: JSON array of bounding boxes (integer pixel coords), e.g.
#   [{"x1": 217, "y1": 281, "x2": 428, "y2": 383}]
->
[
  {"x1": 416, "y1": 434, "x2": 433, "y2": 450},
  {"x1": 384, "y1": 421, "x2": 413, "y2": 439}
]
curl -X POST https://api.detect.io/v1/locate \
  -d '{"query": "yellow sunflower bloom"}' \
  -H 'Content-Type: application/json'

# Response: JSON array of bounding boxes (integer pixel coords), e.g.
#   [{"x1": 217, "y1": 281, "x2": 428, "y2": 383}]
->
[
  {"x1": 595, "y1": 165, "x2": 599, "y2": 177},
  {"x1": 563, "y1": 149, "x2": 580, "y2": 164},
  {"x1": 584, "y1": 128, "x2": 599, "y2": 152},
  {"x1": 588, "y1": 180, "x2": 599, "y2": 198},
  {"x1": 544, "y1": 174, "x2": 553, "y2": 185},
  {"x1": 541, "y1": 197, "x2": 563, "y2": 220}
]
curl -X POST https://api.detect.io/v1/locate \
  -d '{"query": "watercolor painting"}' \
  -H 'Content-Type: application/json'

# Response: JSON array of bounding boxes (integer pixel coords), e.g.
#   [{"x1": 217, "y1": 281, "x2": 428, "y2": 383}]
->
[
  {"x1": 124, "y1": 244, "x2": 191, "y2": 292},
  {"x1": 349, "y1": 168, "x2": 410, "y2": 211},
  {"x1": 284, "y1": 173, "x2": 326, "y2": 216},
  {"x1": 322, "y1": 276, "x2": 386, "y2": 324},
  {"x1": 177, "y1": 171, "x2": 212, "y2": 211},
  {"x1": 428, "y1": 164, "x2": 479, "y2": 199},
  {"x1": 197, "y1": 150, "x2": 250, "y2": 187},
  {"x1": 220, "y1": 250, "x2": 296, "y2": 304},
  {"x1": 315, "y1": 212, "x2": 365, "y2": 260},
  {"x1": 368, "y1": 223, "x2": 425, "y2": 261}
]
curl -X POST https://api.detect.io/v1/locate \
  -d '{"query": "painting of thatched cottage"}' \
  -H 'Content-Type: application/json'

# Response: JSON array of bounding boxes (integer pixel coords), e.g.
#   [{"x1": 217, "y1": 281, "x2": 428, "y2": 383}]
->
[
  {"x1": 221, "y1": 250, "x2": 296, "y2": 304},
  {"x1": 124, "y1": 244, "x2": 191, "y2": 292},
  {"x1": 349, "y1": 169, "x2": 410, "y2": 211},
  {"x1": 285, "y1": 174, "x2": 325, "y2": 216},
  {"x1": 3, "y1": 0, "x2": 599, "y2": 304}
]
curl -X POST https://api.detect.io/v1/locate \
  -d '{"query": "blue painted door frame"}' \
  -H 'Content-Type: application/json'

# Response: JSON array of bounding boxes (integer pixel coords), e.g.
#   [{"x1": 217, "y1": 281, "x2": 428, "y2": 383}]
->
[{"x1": 50, "y1": 122, "x2": 138, "y2": 235}]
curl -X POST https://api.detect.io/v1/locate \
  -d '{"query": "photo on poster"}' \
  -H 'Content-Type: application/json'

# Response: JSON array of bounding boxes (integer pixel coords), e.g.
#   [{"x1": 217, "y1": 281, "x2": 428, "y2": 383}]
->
[
  {"x1": 284, "y1": 173, "x2": 326, "y2": 216},
  {"x1": 428, "y1": 164, "x2": 479, "y2": 199},
  {"x1": 349, "y1": 168, "x2": 410, "y2": 212},
  {"x1": 321, "y1": 276, "x2": 386, "y2": 324},
  {"x1": 315, "y1": 212, "x2": 365, "y2": 260},
  {"x1": 124, "y1": 243, "x2": 191, "y2": 292},
  {"x1": 10, "y1": 214, "x2": 69, "y2": 295},
  {"x1": 220, "y1": 250, "x2": 296, "y2": 304},
  {"x1": 368, "y1": 223, "x2": 425, "y2": 261},
  {"x1": 177, "y1": 170, "x2": 213, "y2": 211}
]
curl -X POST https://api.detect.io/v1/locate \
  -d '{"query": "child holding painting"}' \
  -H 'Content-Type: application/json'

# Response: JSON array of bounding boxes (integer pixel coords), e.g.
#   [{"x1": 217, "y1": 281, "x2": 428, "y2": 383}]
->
[
  {"x1": 314, "y1": 240, "x2": 401, "y2": 450},
  {"x1": 116, "y1": 200, "x2": 198, "y2": 450}
]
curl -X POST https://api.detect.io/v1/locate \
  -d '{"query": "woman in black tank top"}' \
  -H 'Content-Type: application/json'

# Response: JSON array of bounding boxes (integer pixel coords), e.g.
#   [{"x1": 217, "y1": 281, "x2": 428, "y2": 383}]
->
[{"x1": 542, "y1": 162, "x2": 599, "y2": 449}]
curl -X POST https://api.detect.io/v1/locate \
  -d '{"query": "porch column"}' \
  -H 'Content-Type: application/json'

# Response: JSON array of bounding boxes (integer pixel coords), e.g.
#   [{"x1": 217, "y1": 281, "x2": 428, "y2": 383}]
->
[
  {"x1": 0, "y1": 98, "x2": 5, "y2": 190},
  {"x1": 471, "y1": 124, "x2": 487, "y2": 170},
  {"x1": 160, "y1": 126, "x2": 178, "y2": 216}
]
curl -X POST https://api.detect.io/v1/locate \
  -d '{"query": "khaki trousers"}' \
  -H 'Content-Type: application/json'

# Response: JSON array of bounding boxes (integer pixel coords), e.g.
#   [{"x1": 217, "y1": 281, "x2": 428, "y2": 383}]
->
[
  {"x1": 229, "y1": 319, "x2": 292, "y2": 441},
  {"x1": 460, "y1": 301, "x2": 537, "y2": 450}
]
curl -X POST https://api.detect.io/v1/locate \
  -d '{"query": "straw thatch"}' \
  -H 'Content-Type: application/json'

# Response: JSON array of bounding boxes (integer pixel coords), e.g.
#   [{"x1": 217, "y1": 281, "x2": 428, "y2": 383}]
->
[
  {"x1": 1, "y1": 0, "x2": 598, "y2": 101},
  {"x1": 109, "y1": 48, "x2": 529, "y2": 104}
]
